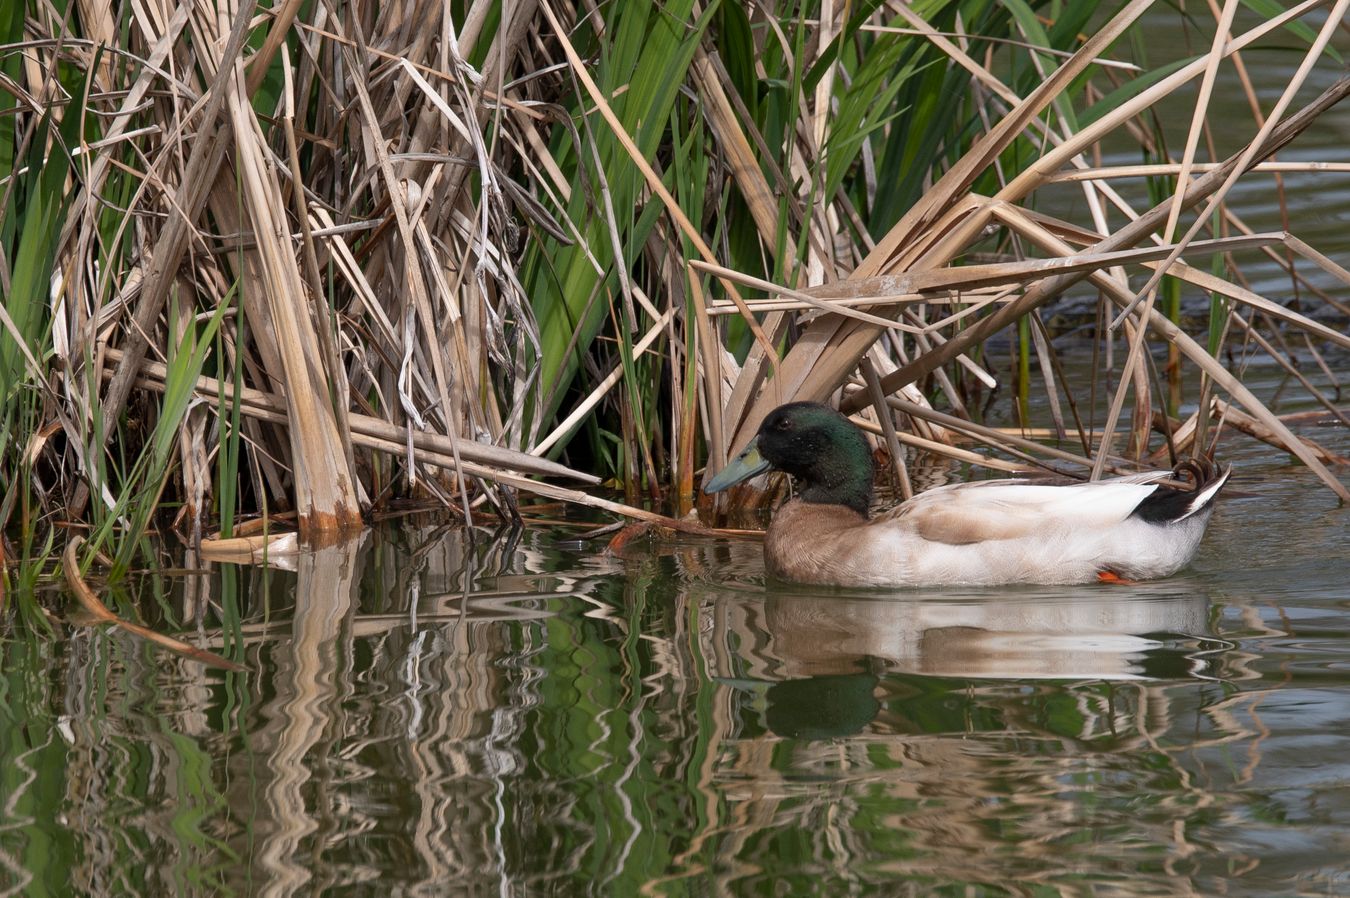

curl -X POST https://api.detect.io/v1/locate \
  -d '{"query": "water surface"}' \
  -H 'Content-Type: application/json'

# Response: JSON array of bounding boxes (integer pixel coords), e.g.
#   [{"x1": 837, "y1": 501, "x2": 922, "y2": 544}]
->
[{"x1": 3, "y1": 412, "x2": 1349, "y2": 896}]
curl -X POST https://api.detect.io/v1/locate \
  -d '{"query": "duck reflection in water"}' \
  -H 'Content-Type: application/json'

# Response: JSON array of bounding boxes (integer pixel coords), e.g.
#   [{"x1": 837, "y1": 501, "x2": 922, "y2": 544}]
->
[{"x1": 730, "y1": 585, "x2": 1211, "y2": 739}]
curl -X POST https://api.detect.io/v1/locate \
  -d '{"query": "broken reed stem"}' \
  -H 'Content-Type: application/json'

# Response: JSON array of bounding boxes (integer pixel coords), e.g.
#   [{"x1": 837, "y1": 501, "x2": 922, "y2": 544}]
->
[{"x1": 63, "y1": 537, "x2": 247, "y2": 671}]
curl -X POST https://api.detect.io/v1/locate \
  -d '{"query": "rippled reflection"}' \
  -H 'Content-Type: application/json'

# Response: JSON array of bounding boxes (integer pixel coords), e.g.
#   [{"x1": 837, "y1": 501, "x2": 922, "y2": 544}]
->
[
  {"x1": 6, "y1": 488, "x2": 1350, "y2": 898},
  {"x1": 754, "y1": 585, "x2": 1211, "y2": 680}
]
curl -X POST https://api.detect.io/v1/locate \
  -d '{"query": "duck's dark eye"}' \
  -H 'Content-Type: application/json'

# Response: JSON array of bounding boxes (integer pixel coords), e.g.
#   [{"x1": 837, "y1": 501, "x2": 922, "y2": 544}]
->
[{"x1": 771, "y1": 415, "x2": 793, "y2": 431}]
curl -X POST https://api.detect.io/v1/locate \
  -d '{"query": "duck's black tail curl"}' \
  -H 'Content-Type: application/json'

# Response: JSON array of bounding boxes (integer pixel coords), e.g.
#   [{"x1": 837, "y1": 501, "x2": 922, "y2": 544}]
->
[{"x1": 1130, "y1": 459, "x2": 1232, "y2": 524}]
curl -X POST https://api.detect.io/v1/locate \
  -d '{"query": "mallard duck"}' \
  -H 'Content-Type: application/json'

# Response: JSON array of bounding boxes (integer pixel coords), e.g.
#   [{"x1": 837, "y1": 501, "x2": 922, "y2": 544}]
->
[{"x1": 704, "y1": 401, "x2": 1231, "y2": 588}]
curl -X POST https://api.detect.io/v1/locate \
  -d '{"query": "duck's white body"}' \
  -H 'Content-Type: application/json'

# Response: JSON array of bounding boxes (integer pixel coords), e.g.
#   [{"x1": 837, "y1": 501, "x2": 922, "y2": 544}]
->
[{"x1": 765, "y1": 472, "x2": 1229, "y2": 588}]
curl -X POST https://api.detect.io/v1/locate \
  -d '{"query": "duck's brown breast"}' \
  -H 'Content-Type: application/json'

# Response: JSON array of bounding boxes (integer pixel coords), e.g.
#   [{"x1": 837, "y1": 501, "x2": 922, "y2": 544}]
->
[{"x1": 764, "y1": 499, "x2": 877, "y2": 586}]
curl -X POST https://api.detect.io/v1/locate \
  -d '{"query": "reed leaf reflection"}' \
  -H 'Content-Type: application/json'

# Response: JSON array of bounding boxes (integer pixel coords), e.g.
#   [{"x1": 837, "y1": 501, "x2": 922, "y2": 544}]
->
[{"x1": 4, "y1": 485, "x2": 1350, "y2": 896}]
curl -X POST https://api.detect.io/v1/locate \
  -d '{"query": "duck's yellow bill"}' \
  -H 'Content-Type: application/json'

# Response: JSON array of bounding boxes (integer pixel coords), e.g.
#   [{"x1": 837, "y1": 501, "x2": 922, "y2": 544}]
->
[{"x1": 703, "y1": 437, "x2": 771, "y2": 493}]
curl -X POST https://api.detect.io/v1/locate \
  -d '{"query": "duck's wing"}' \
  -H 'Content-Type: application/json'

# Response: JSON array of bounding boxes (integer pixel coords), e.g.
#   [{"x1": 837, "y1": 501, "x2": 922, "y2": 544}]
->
[
  {"x1": 877, "y1": 479, "x2": 1161, "y2": 546},
  {"x1": 1101, "y1": 470, "x2": 1172, "y2": 485}
]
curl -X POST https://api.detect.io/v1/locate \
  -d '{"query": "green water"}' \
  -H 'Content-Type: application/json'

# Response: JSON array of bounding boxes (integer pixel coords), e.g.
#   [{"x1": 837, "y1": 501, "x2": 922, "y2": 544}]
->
[{"x1": 3, "y1": 412, "x2": 1349, "y2": 896}]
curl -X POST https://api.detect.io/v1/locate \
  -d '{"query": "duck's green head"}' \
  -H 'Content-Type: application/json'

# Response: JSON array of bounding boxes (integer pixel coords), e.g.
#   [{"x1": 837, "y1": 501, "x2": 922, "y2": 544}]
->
[{"x1": 703, "y1": 401, "x2": 875, "y2": 516}]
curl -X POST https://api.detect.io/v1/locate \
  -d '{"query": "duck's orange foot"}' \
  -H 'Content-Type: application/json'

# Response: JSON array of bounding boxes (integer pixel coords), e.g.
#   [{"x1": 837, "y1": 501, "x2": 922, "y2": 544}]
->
[{"x1": 1096, "y1": 569, "x2": 1137, "y2": 585}]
